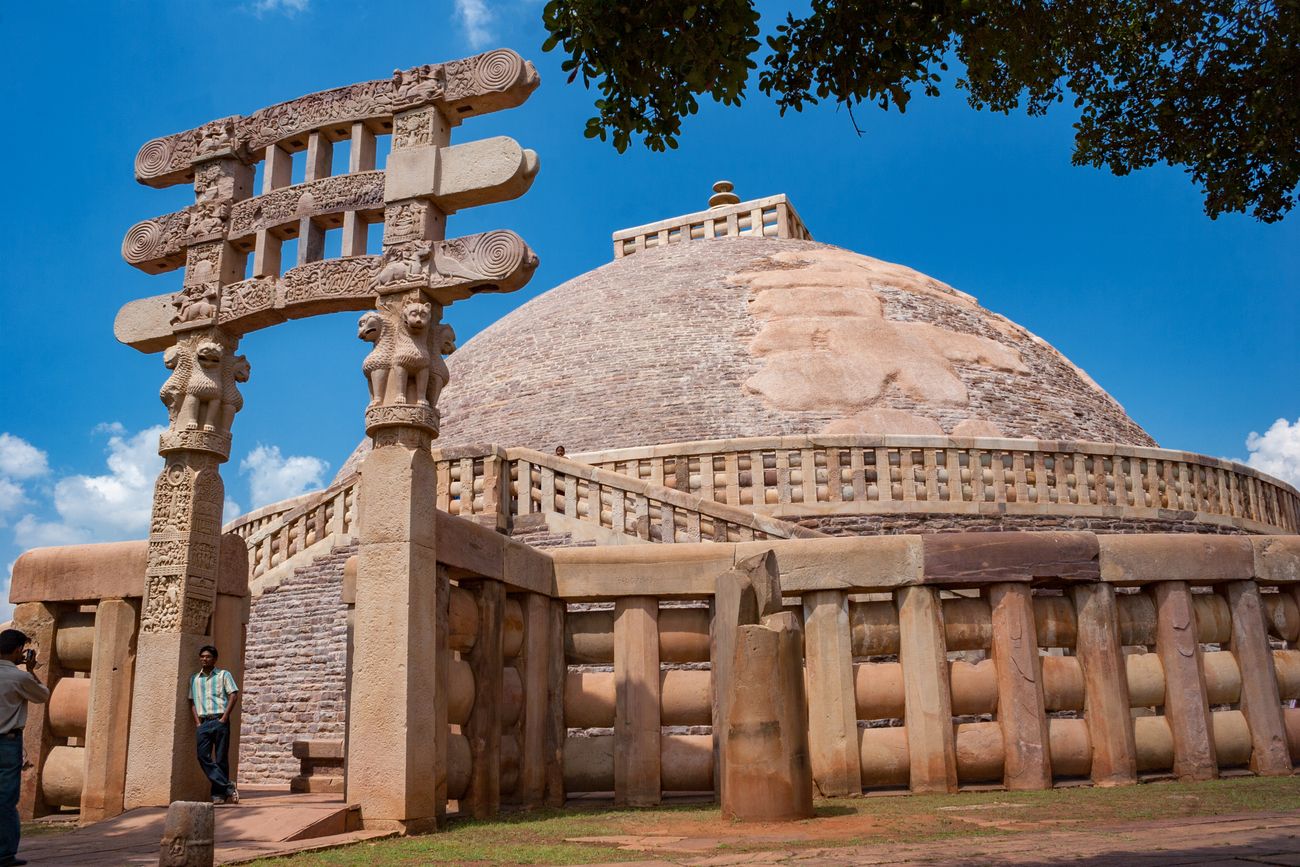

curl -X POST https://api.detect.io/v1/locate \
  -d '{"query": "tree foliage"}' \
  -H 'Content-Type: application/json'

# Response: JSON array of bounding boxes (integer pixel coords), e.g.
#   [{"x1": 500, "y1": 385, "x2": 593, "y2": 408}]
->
[{"x1": 541, "y1": 1, "x2": 1300, "y2": 221}]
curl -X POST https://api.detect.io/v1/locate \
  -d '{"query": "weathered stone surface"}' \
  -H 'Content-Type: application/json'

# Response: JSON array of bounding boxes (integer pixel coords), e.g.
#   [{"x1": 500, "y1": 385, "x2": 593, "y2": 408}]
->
[
  {"x1": 721, "y1": 612, "x2": 813, "y2": 821},
  {"x1": 158, "y1": 800, "x2": 214, "y2": 867},
  {"x1": 337, "y1": 238, "x2": 1159, "y2": 475}
]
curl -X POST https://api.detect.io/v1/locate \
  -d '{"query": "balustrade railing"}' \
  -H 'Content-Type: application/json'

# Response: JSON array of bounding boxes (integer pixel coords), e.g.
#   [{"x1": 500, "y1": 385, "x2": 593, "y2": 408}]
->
[
  {"x1": 571, "y1": 436, "x2": 1300, "y2": 534},
  {"x1": 223, "y1": 436, "x2": 1300, "y2": 585}
]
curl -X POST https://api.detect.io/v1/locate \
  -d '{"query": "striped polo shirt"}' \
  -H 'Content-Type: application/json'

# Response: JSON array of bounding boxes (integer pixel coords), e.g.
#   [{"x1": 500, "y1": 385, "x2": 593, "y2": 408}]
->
[{"x1": 189, "y1": 668, "x2": 238, "y2": 718}]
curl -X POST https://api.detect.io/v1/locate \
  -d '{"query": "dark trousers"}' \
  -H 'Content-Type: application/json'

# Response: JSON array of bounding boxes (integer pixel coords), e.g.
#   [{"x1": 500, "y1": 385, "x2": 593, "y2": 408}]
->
[
  {"x1": 196, "y1": 719, "x2": 234, "y2": 799},
  {"x1": 0, "y1": 736, "x2": 21, "y2": 859}
]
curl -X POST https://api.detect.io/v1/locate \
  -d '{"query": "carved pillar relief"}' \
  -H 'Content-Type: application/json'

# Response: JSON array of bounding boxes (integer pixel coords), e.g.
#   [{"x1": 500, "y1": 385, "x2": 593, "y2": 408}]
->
[{"x1": 145, "y1": 329, "x2": 248, "y2": 637}]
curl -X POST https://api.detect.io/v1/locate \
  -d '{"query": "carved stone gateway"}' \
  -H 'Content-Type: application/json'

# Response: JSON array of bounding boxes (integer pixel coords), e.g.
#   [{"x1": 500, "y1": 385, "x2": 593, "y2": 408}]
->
[{"x1": 115, "y1": 49, "x2": 540, "y2": 827}]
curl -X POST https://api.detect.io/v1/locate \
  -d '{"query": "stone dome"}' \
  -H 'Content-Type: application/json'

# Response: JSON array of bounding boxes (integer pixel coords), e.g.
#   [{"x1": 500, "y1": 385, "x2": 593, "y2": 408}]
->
[{"x1": 340, "y1": 237, "x2": 1153, "y2": 477}]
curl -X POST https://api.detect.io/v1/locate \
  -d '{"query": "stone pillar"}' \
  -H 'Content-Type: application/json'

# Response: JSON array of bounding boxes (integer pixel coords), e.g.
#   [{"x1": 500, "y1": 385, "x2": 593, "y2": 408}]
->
[
  {"x1": 13, "y1": 602, "x2": 59, "y2": 819},
  {"x1": 347, "y1": 426, "x2": 446, "y2": 832},
  {"x1": 544, "y1": 598, "x2": 567, "y2": 808},
  {"x1": 722, "y1": 611, "x2": 813, "y2": 821},
  {"x1": 614, "y1": 596, "x2": 660, "y2": 806},
  {"x1": 518, "y1": 593, "x2": 550, "y2": 807},
  {"x1": 346, "y1": 102, "x2": 453, "y2": 832},
  {"x1": 126, "y1": 380, "x2": 243, "y2": 808},
  {"x1": 465, "y1": 580, "x2": 503, "y2": 818},
  {"x1": 988, "y1": 583, "x2": 1051, "y2": 789},
  {"x1": 82, "y1": 598, "x2": 139, "y2": 822},
  {"x1": 802, "y1": 589, "x2": 860, "y2": 796},
  {"x1": 1152, "y1": 582, "x2": 1217, "y2": 781},
  {"x1": 896, "y1": 585, "x2": 957, "y2": 793},
  {"x1": 126, "y1": 148, "x2": 252, "y2": 809},
  {"x1": 1221, "y1": 581, "x2": 1291, "y2": 775},
  {"x1": 1071, "y1": 583, "x2": 1137, "y2": 786},
  {"x1": 210, "y1": 593, "x2": 248, "y2": 784}
]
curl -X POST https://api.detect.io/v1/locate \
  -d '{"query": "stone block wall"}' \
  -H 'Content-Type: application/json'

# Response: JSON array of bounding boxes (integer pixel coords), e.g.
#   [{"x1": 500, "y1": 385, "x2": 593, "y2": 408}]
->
[
  {"x1": 238, "y1": 543, "x2": 353, "y2": 785},
  {"x1": 798, "y1": 514, "x2": 1250, "y2": 536}
]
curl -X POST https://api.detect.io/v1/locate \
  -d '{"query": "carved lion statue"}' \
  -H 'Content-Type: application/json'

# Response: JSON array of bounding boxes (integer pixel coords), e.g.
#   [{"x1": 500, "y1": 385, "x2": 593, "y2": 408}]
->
[
  {"x1": 357, "y1": 310, "x2": 393, "y2": 406},
  {"x1": 220, "y1": 354, "x2": 250, "y2": 433},
  {"x1": 159, "y1": 343, "x2": 192, "y2": 424},
  {"x1": 390, "y1": 301, "x2": 433, "y2": 406},
  {"x1": 176, "y1": 340, "x2": 224, "y2": 431},
  {"x1": 429, "y1": 322, "x2": 456, "y2": 408}
]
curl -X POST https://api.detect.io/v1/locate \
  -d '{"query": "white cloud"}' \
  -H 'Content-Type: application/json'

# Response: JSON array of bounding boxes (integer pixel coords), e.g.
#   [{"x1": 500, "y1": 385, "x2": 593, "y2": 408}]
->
[
  {"x1": 0, "y1": 433, "x2": 49, "y2": 480},
  {"x1": 239, "y1": 445, "x2": 328, "y2": 509},
  {"x1": 248, "y1": 0, "x2": 310, "y2": 16},
  {"x1": 0, "y1": 479, "x2": 25, "y2": 519},
  {"x1": 1245, "y1": 417, "x2": 1300, "y2": 488},
  {"x1": 12, "y1": 426, "x2": 165, "y2": 550},
  {"x1": 455, "y1": 0, "x2": 496, "y2": 49}
]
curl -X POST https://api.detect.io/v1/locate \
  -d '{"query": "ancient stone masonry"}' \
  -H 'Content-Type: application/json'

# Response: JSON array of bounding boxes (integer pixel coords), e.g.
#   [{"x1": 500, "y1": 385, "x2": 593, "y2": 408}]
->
[{"x1": 111, "y1": 48, "x2": 542, "y2": 823}]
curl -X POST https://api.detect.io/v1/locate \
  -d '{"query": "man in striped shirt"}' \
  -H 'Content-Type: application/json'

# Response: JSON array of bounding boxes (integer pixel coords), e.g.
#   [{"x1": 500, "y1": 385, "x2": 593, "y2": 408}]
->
[{"x1": 189, "y1": 645, "x2": 240, "y2": 804}]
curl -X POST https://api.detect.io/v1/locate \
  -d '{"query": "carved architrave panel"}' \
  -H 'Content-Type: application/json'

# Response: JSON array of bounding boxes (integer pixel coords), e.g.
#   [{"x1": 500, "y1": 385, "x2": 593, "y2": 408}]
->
[
  {"x1": 134, "y1": 49, "x2": 539, "y2": 189},
  {"x1": 123, "y1": 210, "x2": 195, "y2": 272},
  {"x1": 228, "y1": 171, "x2": 385, "y2": 239}
]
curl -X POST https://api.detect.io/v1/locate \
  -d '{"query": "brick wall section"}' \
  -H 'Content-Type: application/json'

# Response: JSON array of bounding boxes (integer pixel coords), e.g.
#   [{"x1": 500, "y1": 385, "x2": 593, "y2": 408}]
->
[
  {"x1": 338, "y1": 238, "x2": 1154, "y2": 479},
  {"x1": 238, "y1": 543, "x2": 354, "y2": 785}
]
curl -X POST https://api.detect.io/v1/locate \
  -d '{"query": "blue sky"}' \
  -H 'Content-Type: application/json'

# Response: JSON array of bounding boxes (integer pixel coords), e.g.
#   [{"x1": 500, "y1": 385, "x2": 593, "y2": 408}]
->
[{"x1": 0, "y1": 1, "x2": 1297, "y2": 618}]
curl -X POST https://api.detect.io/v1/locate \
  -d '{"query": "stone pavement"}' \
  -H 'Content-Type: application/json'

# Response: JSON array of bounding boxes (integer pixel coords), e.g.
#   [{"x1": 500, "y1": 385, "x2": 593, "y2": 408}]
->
[
  {"x1": 17, "y1": 788, "x2": 392, "y2": 865},
  {"x1": 571, "y1": 810, "x2": 1300, "y2": 866}
]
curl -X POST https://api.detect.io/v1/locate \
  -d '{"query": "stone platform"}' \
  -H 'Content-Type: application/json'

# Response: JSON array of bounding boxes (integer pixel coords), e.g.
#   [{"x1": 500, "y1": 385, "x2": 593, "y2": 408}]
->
[{"x1": 19, "y1": 787, "x2": 391, "y2": 865}]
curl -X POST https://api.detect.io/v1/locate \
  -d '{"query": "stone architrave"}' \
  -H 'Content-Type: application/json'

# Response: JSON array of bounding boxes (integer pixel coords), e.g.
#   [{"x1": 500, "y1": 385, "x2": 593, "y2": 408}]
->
[{"x1": 117, "y1": 48, "x2": 541, "y2": 828}]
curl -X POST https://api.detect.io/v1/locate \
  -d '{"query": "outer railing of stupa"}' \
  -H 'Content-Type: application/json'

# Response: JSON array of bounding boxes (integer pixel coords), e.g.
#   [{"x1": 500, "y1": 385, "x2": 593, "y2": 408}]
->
[
  {"x1": 570, "y1": 436, "x2": 1300, "y2": 534},
  {"x1": 226, "y1": 446, "x2": 825, "y2": 585},
  {"x1": 552, "y1": 532, "x2": 1300, "y2": 801}
]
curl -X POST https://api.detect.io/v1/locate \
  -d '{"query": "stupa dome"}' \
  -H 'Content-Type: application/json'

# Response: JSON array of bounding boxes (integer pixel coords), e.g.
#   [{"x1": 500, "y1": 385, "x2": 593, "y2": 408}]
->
[{"x1": 340, "y1": 231, "x2": 1152, "y2": 478}]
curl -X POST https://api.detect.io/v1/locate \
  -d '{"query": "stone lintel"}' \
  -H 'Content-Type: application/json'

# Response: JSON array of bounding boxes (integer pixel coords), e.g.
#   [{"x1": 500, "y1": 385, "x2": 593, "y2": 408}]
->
[
  {"x1": 922, "y1": 532, "x2": 1100, "y2": 586},
  {"x1": 1099, "y1": 535, "x2": 1255, "y2": 585},
  {"x1": 115, "y1": 231, "x2": 538, "y2": 353},
  {"x1": 8, "y1": 535, "x2": 249, "y2": 604},
  {"x1": 134, "y1": 49, "x2": 539, "y2": 188}
]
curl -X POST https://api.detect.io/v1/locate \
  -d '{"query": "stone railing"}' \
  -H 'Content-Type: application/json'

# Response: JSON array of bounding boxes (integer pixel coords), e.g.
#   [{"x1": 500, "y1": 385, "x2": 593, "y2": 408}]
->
[
  {"x1": 226, "y1": 476, "x2": 357, "y2": 585},
  {"x1": 611, "y1": 193, "x2": 811, "y2": 258},
  {"x1": 503, "y1": 447, "x2": 825, "y2": 543},
  {"x1": 225, "y1": 435, "x2": 1299, "y2": 585},
  {"x1": 552, "y1": 533, "x2": 1300, "y2": 800},
  {"x1": 570, "y1": 436, "x2": 1300, "y2": 535}
]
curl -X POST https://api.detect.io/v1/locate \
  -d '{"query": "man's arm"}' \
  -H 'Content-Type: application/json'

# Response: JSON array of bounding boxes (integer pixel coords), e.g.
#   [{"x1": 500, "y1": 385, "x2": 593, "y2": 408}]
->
[
  {"x1": 16, "y1": 669, "x2": 50, "y2": 704},
  {"x1": 220, "y1": 671, "x2": 239, "y2": 723},
  {"x1": 188, "y1": 676, "x2": 201, "y2": 725},
  {"x1": 220, "y1": 690, "x2": 239, "y2": 724}
]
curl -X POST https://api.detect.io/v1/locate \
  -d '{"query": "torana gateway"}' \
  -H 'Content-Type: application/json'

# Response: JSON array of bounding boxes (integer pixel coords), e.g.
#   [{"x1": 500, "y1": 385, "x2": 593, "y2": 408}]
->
[{"x1": 9, "y1": 48, "x2": 1300, "y2": 839}]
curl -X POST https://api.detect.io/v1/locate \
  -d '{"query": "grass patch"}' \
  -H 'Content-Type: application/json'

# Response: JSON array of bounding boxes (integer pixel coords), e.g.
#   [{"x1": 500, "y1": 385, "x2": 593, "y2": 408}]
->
[{"x1": 247, "y1": 775, "x2": 1300, "y2": 866}]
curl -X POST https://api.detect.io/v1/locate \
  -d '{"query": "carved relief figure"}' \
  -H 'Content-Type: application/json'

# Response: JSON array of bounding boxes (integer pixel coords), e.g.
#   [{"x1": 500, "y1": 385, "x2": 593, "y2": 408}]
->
[
  {"x1": 177, "y1": 341, "x2": 225, "y2": 431},
  {"x1": 221, "y1": 355, "x2": 250, "y2": 433},
  {"x1": 375, "y1": 242, "x2": 430, "y2": 287},
  {"x1": 392, "y1": 64, "x2": 443, "y2": 107},
  {"x1": 160, "y1": 343, "x2": 193, "y2": 424},
  {"x1": 357, "y1": 311, "x2": 393, "y2": 406},
  {"x1": 172, "y1": 284, "x2": 219, "y2": 325},
  {"x1": 391, "y1": 301, "x2": 433, "y2": 406},
  {"x1": 429, "y1": 322, "x2": 456, "y2": 409}
]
